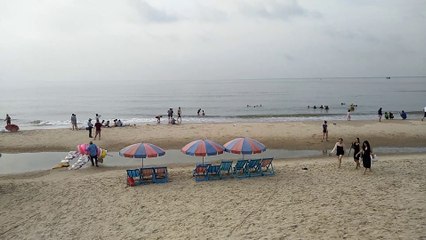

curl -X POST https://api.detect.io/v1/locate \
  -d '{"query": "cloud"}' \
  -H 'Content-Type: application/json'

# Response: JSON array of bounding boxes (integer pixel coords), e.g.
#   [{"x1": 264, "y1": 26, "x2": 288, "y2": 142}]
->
[
  {"x1": 239, "y1": 0, "x2": 321, "y2": 21},
  {"x1": 129, "y1": 0, "x2": 179, "y2": 23}
]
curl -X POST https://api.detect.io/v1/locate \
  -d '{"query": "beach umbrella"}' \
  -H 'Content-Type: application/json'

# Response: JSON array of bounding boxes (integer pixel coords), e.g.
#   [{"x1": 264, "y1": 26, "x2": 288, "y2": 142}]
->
[
  {"x1": 181, "y1": 139, "x2": 225, "y2": 164},
  {"x1": 224, "y1": 137, "x2": 266, "y2": 159},
  {"x1": 119, "y1": 143, "x2": 165, "y2": 168}
]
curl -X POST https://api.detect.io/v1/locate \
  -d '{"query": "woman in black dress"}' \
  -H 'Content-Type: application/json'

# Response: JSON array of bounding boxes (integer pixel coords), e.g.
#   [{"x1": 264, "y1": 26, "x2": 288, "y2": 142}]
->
[
  {"x1": 350, "y1": 138, "x2": 361, "y2": 169},
  {"x1": 357, "y1": 140, "x2": 373, "y2": 174},
  {"x1": 331, "y1": 138, "x2": 346, "y2": 168}
]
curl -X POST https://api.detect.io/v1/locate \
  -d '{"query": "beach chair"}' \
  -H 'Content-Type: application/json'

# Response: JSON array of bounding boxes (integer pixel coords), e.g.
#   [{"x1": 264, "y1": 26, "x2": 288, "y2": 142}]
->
[
  {"x1": 233, "y1": 160, "x2": 248, "y2": 178},
  {"x1": 260, "y1": 158, "x2": 275, "y2": 176},
  {"x1": 206, "y1": 165, "x2": 221, "y2": 180},
  {"x1": 246, "y1": 159, "x2": 262, "y2": 177},
  {"x1": 126, "y1": 169, "x2": 141, "y2": 186},
  {"x1": 219, "y1": 160, "x2": 233, "y2": 177},
  {"x1": 193, "y1": 164, "x2": 209, "y2": 182},
  {"x1": 153, "y1": 167, "x2": 169, "y2": 183},
  {"x1": 140, "y1": 167, "x2": 155, "y2": 184}
]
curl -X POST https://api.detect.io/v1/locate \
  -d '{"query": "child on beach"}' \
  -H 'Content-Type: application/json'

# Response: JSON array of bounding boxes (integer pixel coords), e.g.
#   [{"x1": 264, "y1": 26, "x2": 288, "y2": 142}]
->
[
  {"x1": 378, "y1": 107, "x2": 383, "y2": 122},
  {"x1": 321, "y1": 121, "x2": 328, "y2": 142},
  {"x1": 177, "y1": 107, "x2": 182, "y2": 124},
  {"x1": 346, "y1": 110, "x2": 351, "y2": 121},
  {"x1": 330, "y1": 138, "x2": 346, "y2": 168}
]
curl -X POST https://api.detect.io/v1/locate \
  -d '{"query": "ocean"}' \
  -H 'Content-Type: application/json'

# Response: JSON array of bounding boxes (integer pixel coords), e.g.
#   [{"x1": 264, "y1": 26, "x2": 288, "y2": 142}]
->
[{"x1": 1, "y1": 77, "x2": 425, "y2": 130}]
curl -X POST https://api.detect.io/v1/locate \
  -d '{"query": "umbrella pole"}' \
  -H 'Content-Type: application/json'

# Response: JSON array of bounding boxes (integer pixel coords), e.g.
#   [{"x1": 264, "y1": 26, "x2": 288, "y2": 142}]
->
[
  {"x1": 202, "y1": 156, "x2": 205, "y2": 165},
  {"x1": 141, "y1": 158, "x2": 144, "y2": 168}
]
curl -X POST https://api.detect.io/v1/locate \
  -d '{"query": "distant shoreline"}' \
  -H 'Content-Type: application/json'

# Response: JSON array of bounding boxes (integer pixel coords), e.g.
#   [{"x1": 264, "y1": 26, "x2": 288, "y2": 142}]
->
[{"x1": 1, "y1": 119, "x2": 425, "y2": 153}]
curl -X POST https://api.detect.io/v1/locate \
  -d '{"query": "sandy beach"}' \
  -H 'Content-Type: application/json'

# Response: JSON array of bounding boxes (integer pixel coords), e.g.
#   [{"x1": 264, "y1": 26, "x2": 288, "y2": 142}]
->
[
  {"x1": 0, "y1": 153, "x2": 425, "y2": 239},
  {"x1": 1, "y1": 120, "x2": 425, "y2": 153},
  {"x1": 1, "y1": 120, "x2": 425, "y2": 239}
]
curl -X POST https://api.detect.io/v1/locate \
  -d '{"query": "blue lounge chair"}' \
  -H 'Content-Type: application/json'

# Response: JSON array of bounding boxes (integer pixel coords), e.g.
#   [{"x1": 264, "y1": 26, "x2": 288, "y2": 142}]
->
[
  {"x1": 246, "y1": 159, "x2": 262, "y2": 177},
  {"x1": 140, "y1": 167, "x2": 155, "y2": 184},
  {"x1": 260, "y1": 158, "x2": 275, "y2": 176},
  {"x1": 153, "y1": 167, "x2": 169, "y2": 183},
  {"x1": 193, "y1": 164, "x2": 209, "y2": 182},
  {"x1": 126, "y1": 169, "x2": 141, "y2": 186},
  {"x1": 219, "y1": 160, "x2": 233, "y2": 177},
  {"x1": 233, "y1": 160, "x2": 248, "y2": 178},
  {"x1": 206, "y1": 165, "x2": 221, "y2": 180}
]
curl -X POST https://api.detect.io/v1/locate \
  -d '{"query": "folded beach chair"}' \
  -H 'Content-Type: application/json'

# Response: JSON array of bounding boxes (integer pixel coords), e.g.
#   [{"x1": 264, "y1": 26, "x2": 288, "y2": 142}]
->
[
  {"x1": 219, "y1": 160, "x2": 233, "y2": 177},
  {"x1": 260, "y1": 158, "x2": 275, "y2": 176},
  {"x1": 233, "y1": 160, "x2": 248, "y2": 178},
  {"x1": 246, "y1": 159, "x2": 262, "y2": 177},
  {"x1": 153, "y1": 167, "x2": 169, "y2": 183},
  {"x1": 140, "y1": 167, "x2": 155, "y2": 184},
  {"x1": 206, "y1": 165, "x2": 221, "y2": 180},
  {"x1": 126, "y1": 169, "x2": 141, "y2": 186},
  {"x1": 193, "y1": 164, "x2": 209, "y2": 182}
]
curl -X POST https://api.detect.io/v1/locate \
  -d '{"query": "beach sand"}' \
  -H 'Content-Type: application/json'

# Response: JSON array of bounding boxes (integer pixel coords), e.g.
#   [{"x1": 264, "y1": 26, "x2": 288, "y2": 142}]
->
[
  {"x1": 0, "y1": 120, "x2": 425, "y2": 153},
  {"x1": 1, "y1": 120, "x2": 425, "y2": 239},
  {"x1": 0, "y1": 154, "x2": 425, "y2": 239}
]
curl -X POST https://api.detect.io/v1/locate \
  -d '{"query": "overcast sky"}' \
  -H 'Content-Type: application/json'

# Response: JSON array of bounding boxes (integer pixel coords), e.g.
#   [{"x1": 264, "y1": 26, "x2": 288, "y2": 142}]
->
[{"x1": 0, "y1": 0, "x2": 425, "y2": 83}]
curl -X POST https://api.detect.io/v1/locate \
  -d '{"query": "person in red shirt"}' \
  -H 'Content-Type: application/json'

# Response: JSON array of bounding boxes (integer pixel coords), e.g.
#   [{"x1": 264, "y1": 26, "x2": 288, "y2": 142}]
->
[{"x1": 94, "y1": 120, "x2": 102, "y2": 140}]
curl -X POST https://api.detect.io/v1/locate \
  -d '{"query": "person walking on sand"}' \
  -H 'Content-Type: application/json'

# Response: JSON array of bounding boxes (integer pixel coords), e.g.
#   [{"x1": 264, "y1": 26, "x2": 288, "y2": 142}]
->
[
  {"x1": 71, "y1": 114, "x2": 78, "y2": 130},
  {"x1": 356, "y1": 140, "x2": 374, "y2": 174},
  {"x1": 346, "y1": 110, "x2": 351, "y2": 121},
  {"x1": 177, "y1": 107, "x2": 182, "y2": 124},
  {"x1": 330, "y1": 138, "x2": 346, "y2": 168},
  {"x1": 87, "y1": 118, "x2": 93, "y2": 138},
  {"x1": 4, "y1": 114, "x2": 11, "y2": 125},
  {"x1": 378, "y1": 107, "x2": 383, "y2": 122},
  {"x1": 86, "y1": 141, "x2": 99, "y2": 167},
  {"x1": 350, "y1": 138, "x2": 361, "y2": 169},
  {"x1": 321, "y1": 120, "x2": 328, "y2": 142},
  {"x1": 94, "y1": 120, "x2": 102, "y2": 140}
]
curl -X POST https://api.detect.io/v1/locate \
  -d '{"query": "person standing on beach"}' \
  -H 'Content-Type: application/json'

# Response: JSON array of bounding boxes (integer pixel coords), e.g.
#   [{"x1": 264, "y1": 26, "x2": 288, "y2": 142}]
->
[
  {"x1": 422, "y1": 106, "x2": 426, "y2": 121},
  {"x1": 94, "y1": 120, "x2": 102, "y2": 140},
  {"x1": 71, "y1": 114, "x2": 78, "y2": 130},
  {"x1": 350, "y1": 138, "x2": 361, "y2": 169},
  {"x1": 357, "y1": 140, "x2": 373, "y2": 174},
  {"x1": 167, "y1": 108, "x2": 173, "y2": 123},
  {"x1": 177, "y1": 107, "x2": 182, "y2": 124},
  {"x1": 95, "y1": 113, "x2": 101, "y2": 122},
  {"x1": 87, "y1": 118, "x2": 93, "y2": 138},
  {"x1": 321, "y1": 121, "x2": 328, "y2": 142},
  {"x1": 4, "y1": 114, "x2": 11, "y2": 125},
  {"x1": 86, "y1": 141, "x2": 99, "y2": 167},
  {"x1": 378, "y1": 107, "x2": 383, "y2": 122},
  {"x1": 330, "y1": 138, "x2": 346, "y2": 168}
]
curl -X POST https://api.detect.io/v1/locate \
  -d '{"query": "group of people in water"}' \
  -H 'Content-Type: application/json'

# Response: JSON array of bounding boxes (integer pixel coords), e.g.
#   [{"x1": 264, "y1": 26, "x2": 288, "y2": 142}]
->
[{"x1": 377, "y1": 107, "x2": 408, "y2": 121}]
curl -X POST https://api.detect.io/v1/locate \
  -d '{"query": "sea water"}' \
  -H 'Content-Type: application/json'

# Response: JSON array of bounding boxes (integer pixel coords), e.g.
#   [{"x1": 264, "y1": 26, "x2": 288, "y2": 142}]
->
[
  {"x1": 0, "y1": 77, "x2": 425, "y2": 130},
  {"x1": 2, "y1": 147, "x2": 426, "y2": 174}
]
